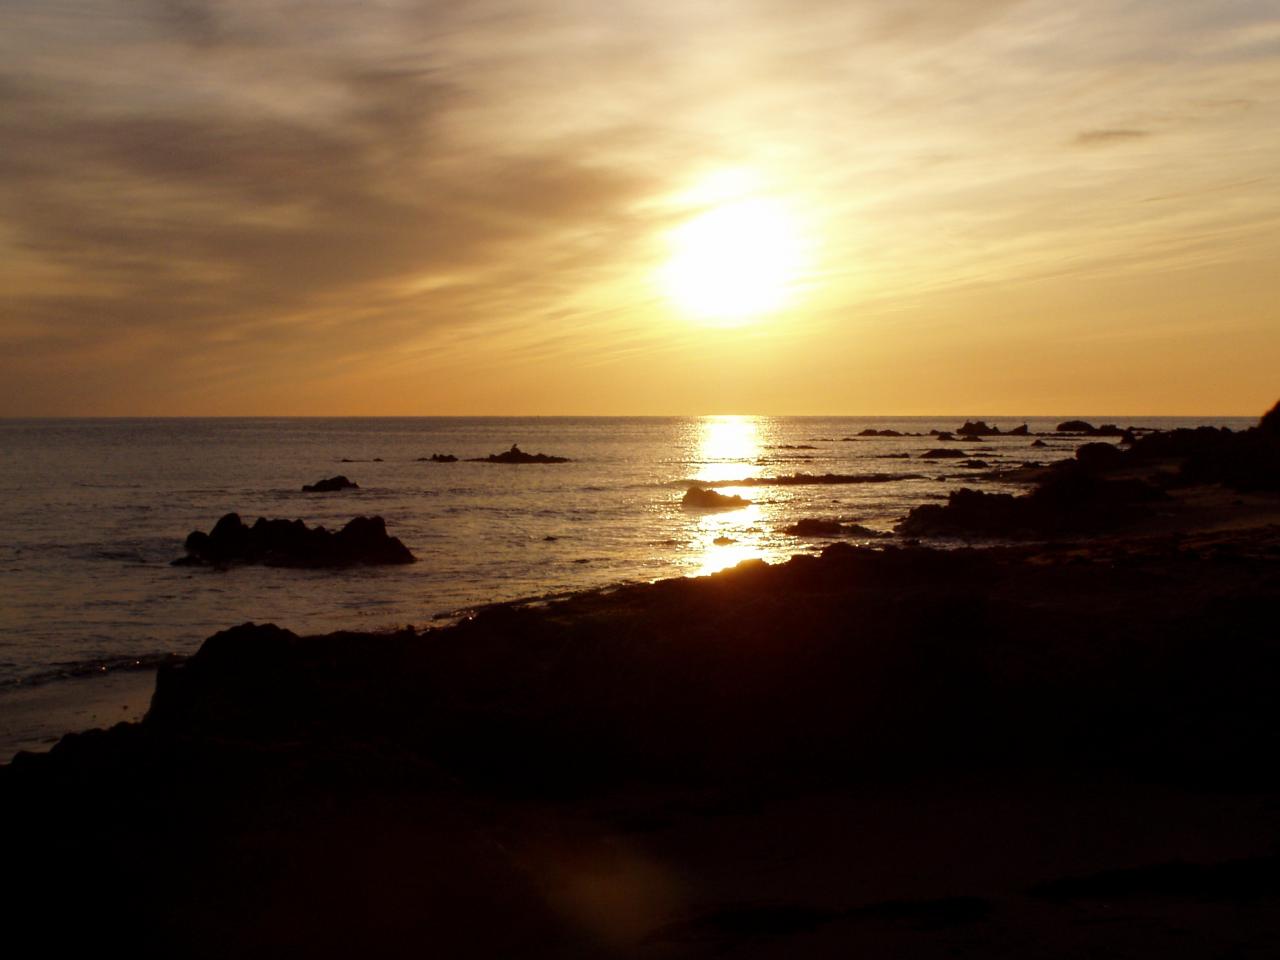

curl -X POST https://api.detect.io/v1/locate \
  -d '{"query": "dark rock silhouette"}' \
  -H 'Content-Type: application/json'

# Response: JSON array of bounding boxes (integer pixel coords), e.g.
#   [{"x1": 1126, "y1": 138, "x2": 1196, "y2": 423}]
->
[
  {"x1": 174, "y1": 513, "x2": 416, "y2": 567},
  {"x1": 960, "y1": 459, "x2": 990, "y2": 468},
  {"x1": 7, "y1": 504, "x2": 1280, "y2": 956},
  {"x1": 897, "y1": 462, "x2": 1165, "y2": 538},
  {"x1": 930, "y1": 430, "x2": 956, "y2": 440},
  {"x1": 467, "y1": 444, "x2": 570, "y2": 464},
  {"x1": 1261, "y1": 399, "x2": 1280, "y2": 437},
  {"x1": 1057, "y1": 420, "x2": 1095, "y2": 433},
  {"x1": 301, "y1": 475, "x2": 358, "y2": 493},
  {"x1": 1008, "y1": 424, "x2": 1030, "y2": 436},
  {"x1": 957, "y1": 420, "x2": 1000, "y2": 436},
  {"x1": 682, "y1": 487, "x2": 750, "y2": 508},
  {"x1": 921, "y1": 448, "x2": 969, "y2": 459},
  {"x1": 1031, "y1": 439, "x2": 1048, "y2": 447},
  {"x1": 418, "y1": 453, "x2": 458, "y2": 462},
  {"x1": 858, "y1": 428, "x2": 903, "y2": 437},
  {"x1": 1075, "y1": 442, "x2": 1122, "y2": 469},
  {"x1": 783, "y1": 518, "x2": 891, "y2": 538}
]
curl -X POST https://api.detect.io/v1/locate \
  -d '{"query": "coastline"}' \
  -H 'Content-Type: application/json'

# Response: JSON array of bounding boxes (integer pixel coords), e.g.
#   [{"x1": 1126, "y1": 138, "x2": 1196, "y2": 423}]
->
[
  {"x1": 0, "y1": 668, "x2": 159, "y2": 758},
  {"x1": 4, "y1": 419, "x2": 1279, "y2": 956}
]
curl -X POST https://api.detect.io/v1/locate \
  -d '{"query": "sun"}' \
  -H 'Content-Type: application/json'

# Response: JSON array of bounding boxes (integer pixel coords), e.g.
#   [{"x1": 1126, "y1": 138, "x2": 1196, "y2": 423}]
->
[{"x1": 660, "y1": 197, "x2": 804, "y2": 327}]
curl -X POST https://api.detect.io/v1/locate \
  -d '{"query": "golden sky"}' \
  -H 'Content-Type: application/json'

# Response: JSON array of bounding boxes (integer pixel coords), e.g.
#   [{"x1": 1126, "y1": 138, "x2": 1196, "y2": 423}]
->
[{"x1": 2, "y1": 1, "x2": 1277, "y2": 415}]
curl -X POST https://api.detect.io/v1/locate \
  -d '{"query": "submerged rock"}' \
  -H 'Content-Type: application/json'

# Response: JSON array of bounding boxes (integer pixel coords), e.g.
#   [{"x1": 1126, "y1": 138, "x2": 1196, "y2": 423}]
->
[
  {"x1": 301, "y1": 475, "x2": 358, "y2": 493},
  {"x1": 466, "y1": 444, "x2": 570, "y2": 464},
  {"x1": 920, "y1": 448, "x2": 969, "y2": 459},
  {"x1": 174, "y1": 513, "x2": 416, "y2": 568},
  {"x1": 418, "y1": 453, "x2": 458, "y2": 463},
  {"x1": 683, "y1": 487, "x2": 750, "y2": 509}
]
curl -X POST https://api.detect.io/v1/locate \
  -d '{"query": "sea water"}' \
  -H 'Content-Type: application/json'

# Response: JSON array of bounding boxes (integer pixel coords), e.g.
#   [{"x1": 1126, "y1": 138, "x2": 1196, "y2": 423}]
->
[{"x1": 0, "y1": 415, "x2": 1253, "y2": 753}]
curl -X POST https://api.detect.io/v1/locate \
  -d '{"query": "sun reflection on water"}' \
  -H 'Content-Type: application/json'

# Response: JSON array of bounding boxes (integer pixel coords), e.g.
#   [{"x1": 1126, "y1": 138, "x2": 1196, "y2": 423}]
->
[
  {"x1": 685, "y1": 415, "x2": 769, "y2": 576},
  {"x1": 693, "y1": 415, "x2": 762, "y2": 483}
]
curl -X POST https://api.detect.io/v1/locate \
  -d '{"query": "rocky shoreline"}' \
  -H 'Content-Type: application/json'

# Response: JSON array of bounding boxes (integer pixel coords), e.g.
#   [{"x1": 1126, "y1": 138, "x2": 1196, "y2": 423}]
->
[{"x1": 4, "y1": 407, "x2": 1279, "y2": 957}]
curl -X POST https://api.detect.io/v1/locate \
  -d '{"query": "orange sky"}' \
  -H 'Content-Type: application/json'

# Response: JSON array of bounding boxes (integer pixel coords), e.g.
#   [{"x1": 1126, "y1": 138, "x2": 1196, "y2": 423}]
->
[{"x1": 1, "y1": 1, "x2": 1277, "y2": 415}]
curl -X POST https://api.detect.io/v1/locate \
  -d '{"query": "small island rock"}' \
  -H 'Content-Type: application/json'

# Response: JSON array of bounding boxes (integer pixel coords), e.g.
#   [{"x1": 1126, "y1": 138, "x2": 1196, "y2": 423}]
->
[{"x1": 301, "y1": 475, "x2": 359, "y2": 493}]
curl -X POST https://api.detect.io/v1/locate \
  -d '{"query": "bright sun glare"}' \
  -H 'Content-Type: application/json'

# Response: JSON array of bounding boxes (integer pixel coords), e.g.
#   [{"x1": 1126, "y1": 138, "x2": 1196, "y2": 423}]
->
[{"x1": 661, "y1": 197, "x2": 804, "y2": 327}]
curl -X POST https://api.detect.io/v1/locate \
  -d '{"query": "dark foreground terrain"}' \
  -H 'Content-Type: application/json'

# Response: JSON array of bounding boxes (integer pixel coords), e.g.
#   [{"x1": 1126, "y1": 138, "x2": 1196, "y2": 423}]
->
[{"x1": 5, "y1": 416, "x2": 1280, "y2": 958}]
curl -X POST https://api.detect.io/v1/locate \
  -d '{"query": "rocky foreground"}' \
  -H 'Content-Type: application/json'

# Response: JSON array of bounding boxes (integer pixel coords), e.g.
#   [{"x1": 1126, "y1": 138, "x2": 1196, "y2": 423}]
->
[{"x1": 5, "y1": 409, "x2": 1280, "y2": 958}]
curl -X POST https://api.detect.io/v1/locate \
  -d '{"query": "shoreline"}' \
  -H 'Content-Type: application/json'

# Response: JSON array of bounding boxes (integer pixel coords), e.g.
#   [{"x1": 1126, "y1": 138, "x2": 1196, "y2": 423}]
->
[
  {"x1": 4, "y1": 417, "x2": 1278, "y2": 956},
  {"x1": 0, "y1": 668, "x2": 159, "y2": 759}
]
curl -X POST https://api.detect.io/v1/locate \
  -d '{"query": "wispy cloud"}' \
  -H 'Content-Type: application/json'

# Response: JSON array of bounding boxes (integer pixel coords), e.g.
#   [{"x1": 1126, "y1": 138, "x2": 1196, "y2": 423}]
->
[{"x1": 2, "y1": 0, "x2": 1278, "y2": 413}]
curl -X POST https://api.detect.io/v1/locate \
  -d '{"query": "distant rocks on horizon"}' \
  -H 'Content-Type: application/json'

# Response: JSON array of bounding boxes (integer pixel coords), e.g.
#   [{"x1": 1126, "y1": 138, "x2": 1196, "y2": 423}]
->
[
  {"x1": 466, "y1": 444, "x2": 570, "y2": 464},
  {"x1": 301, "y1": 475, "x2": 359, "y2": 493},
  {"x1": 174, "y1": 513, "x2": 416, "y2": 568},
  {"x1": 417, "y1": 453, "x2": 458, "y2": 462}
]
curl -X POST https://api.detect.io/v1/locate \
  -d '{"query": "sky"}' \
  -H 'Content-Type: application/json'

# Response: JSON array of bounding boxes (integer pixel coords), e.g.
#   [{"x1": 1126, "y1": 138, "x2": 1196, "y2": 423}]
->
[{"x1": 1, "y1": 0, "x2": 1277, "y2": 416}]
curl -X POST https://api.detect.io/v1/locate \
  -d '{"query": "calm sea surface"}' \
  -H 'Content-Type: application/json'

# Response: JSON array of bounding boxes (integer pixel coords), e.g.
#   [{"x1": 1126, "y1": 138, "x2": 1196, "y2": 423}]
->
[{"x1": 0, "y1": 415, "x2": 1252, "y2": 751}]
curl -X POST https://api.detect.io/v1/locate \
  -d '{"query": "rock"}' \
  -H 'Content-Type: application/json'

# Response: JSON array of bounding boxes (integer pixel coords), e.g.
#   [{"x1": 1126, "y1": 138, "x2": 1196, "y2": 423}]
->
[
  {"x1": 712, "y1": 536, "x2": 736, "y2": 545},
  {"x1": 921, "y1": 449, "x2": 969, "y2": 459},
  {"x1": 466, "y1": 444, "x2": 570, "y2": 464},
  {"x1": 1261, "y1": 400, "x2": 1280, "y2": 437},
  {"x1": 301, "y1": 475, "x2": 358, "y2": 493},
  {"x1": 1075, "y1": 442, "x2": 1122, "y2": 469},
  {"x1": 1056, "y1": 420, "x2": 1095, "y2": 433},
  {"x1": 1008, "y1": 424, "x2": 1029, "y2": 436},
  {"x1": 858, "y1": 429, "x2": 903, "y2": 437},
  {"x1": 174, "y1": 513, "x2": 416, "y2": 567},
  {"x1": 957, "y1": 421, "x2": 1001, "y2": 437},
  {"x1": 1031, "y1": 439, "x2": 1048, "y2": 448},
  {"x1": 896, "y1": 463, "x2": 1164, "y2": 538},
  {"x1": 784, "y1": 518, "x2": 891, "y2": 538},
  {"x1": 784, "y1": 518, "x2": 846, "y2": 536},
  {"x1": 929, "y1": 430, "x2": 956, "y2": 440},
  {"x1": 682, "y1": 487, "x2": 750, "y2": 509},
  {"x1": 960, "y1": 459, "x2": 990, "y2": 468},
  {"x1": 418, "y1": 453, "x2": 458, "y2": 462}
]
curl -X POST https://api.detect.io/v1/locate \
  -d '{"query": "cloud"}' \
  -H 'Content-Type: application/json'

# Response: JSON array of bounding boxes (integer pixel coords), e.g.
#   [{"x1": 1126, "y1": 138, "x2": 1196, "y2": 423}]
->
[{"x1": 1073, "y1": 128, "x2": 1153, "y2": 146}]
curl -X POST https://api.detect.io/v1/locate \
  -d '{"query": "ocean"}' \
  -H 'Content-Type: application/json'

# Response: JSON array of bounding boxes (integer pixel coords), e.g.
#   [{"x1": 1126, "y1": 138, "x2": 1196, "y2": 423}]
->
[{"x1": 0, "y1": 414, "x2": 1253, "y2": 755}]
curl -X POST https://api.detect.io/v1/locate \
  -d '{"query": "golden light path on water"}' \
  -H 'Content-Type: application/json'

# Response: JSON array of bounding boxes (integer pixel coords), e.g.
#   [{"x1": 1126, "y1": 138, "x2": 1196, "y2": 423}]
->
[{"x1": 686, "y1": 415, "x2": 770, "y2": 577}]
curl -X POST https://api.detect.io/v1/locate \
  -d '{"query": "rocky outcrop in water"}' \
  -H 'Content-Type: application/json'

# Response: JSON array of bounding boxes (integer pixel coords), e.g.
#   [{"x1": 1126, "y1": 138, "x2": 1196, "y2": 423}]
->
[
  {"x1": 301, "y1": 475, "x2": 358, "y2": 493},
  {"x1": 418, "y1": 453, "x2": 458, "y2": 462},
  {"x1": 682, "y1": 487, "x2": 750, "y2": 508},
  {"x1": 467, "y1": 444, "x2": 570, "y2": 464},
  {"x1": 921, "y1": 448, "x2": 969, "y2": 459},
  {"x1": 783, "y1": 518, "x2": 891, "y2": 538},
  {"x1": 174, "y1": 513, "x2": 416, "y2": 568},
  {"x1": 957, "y1": 421, "x2": 1001, "y2": 437}
]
